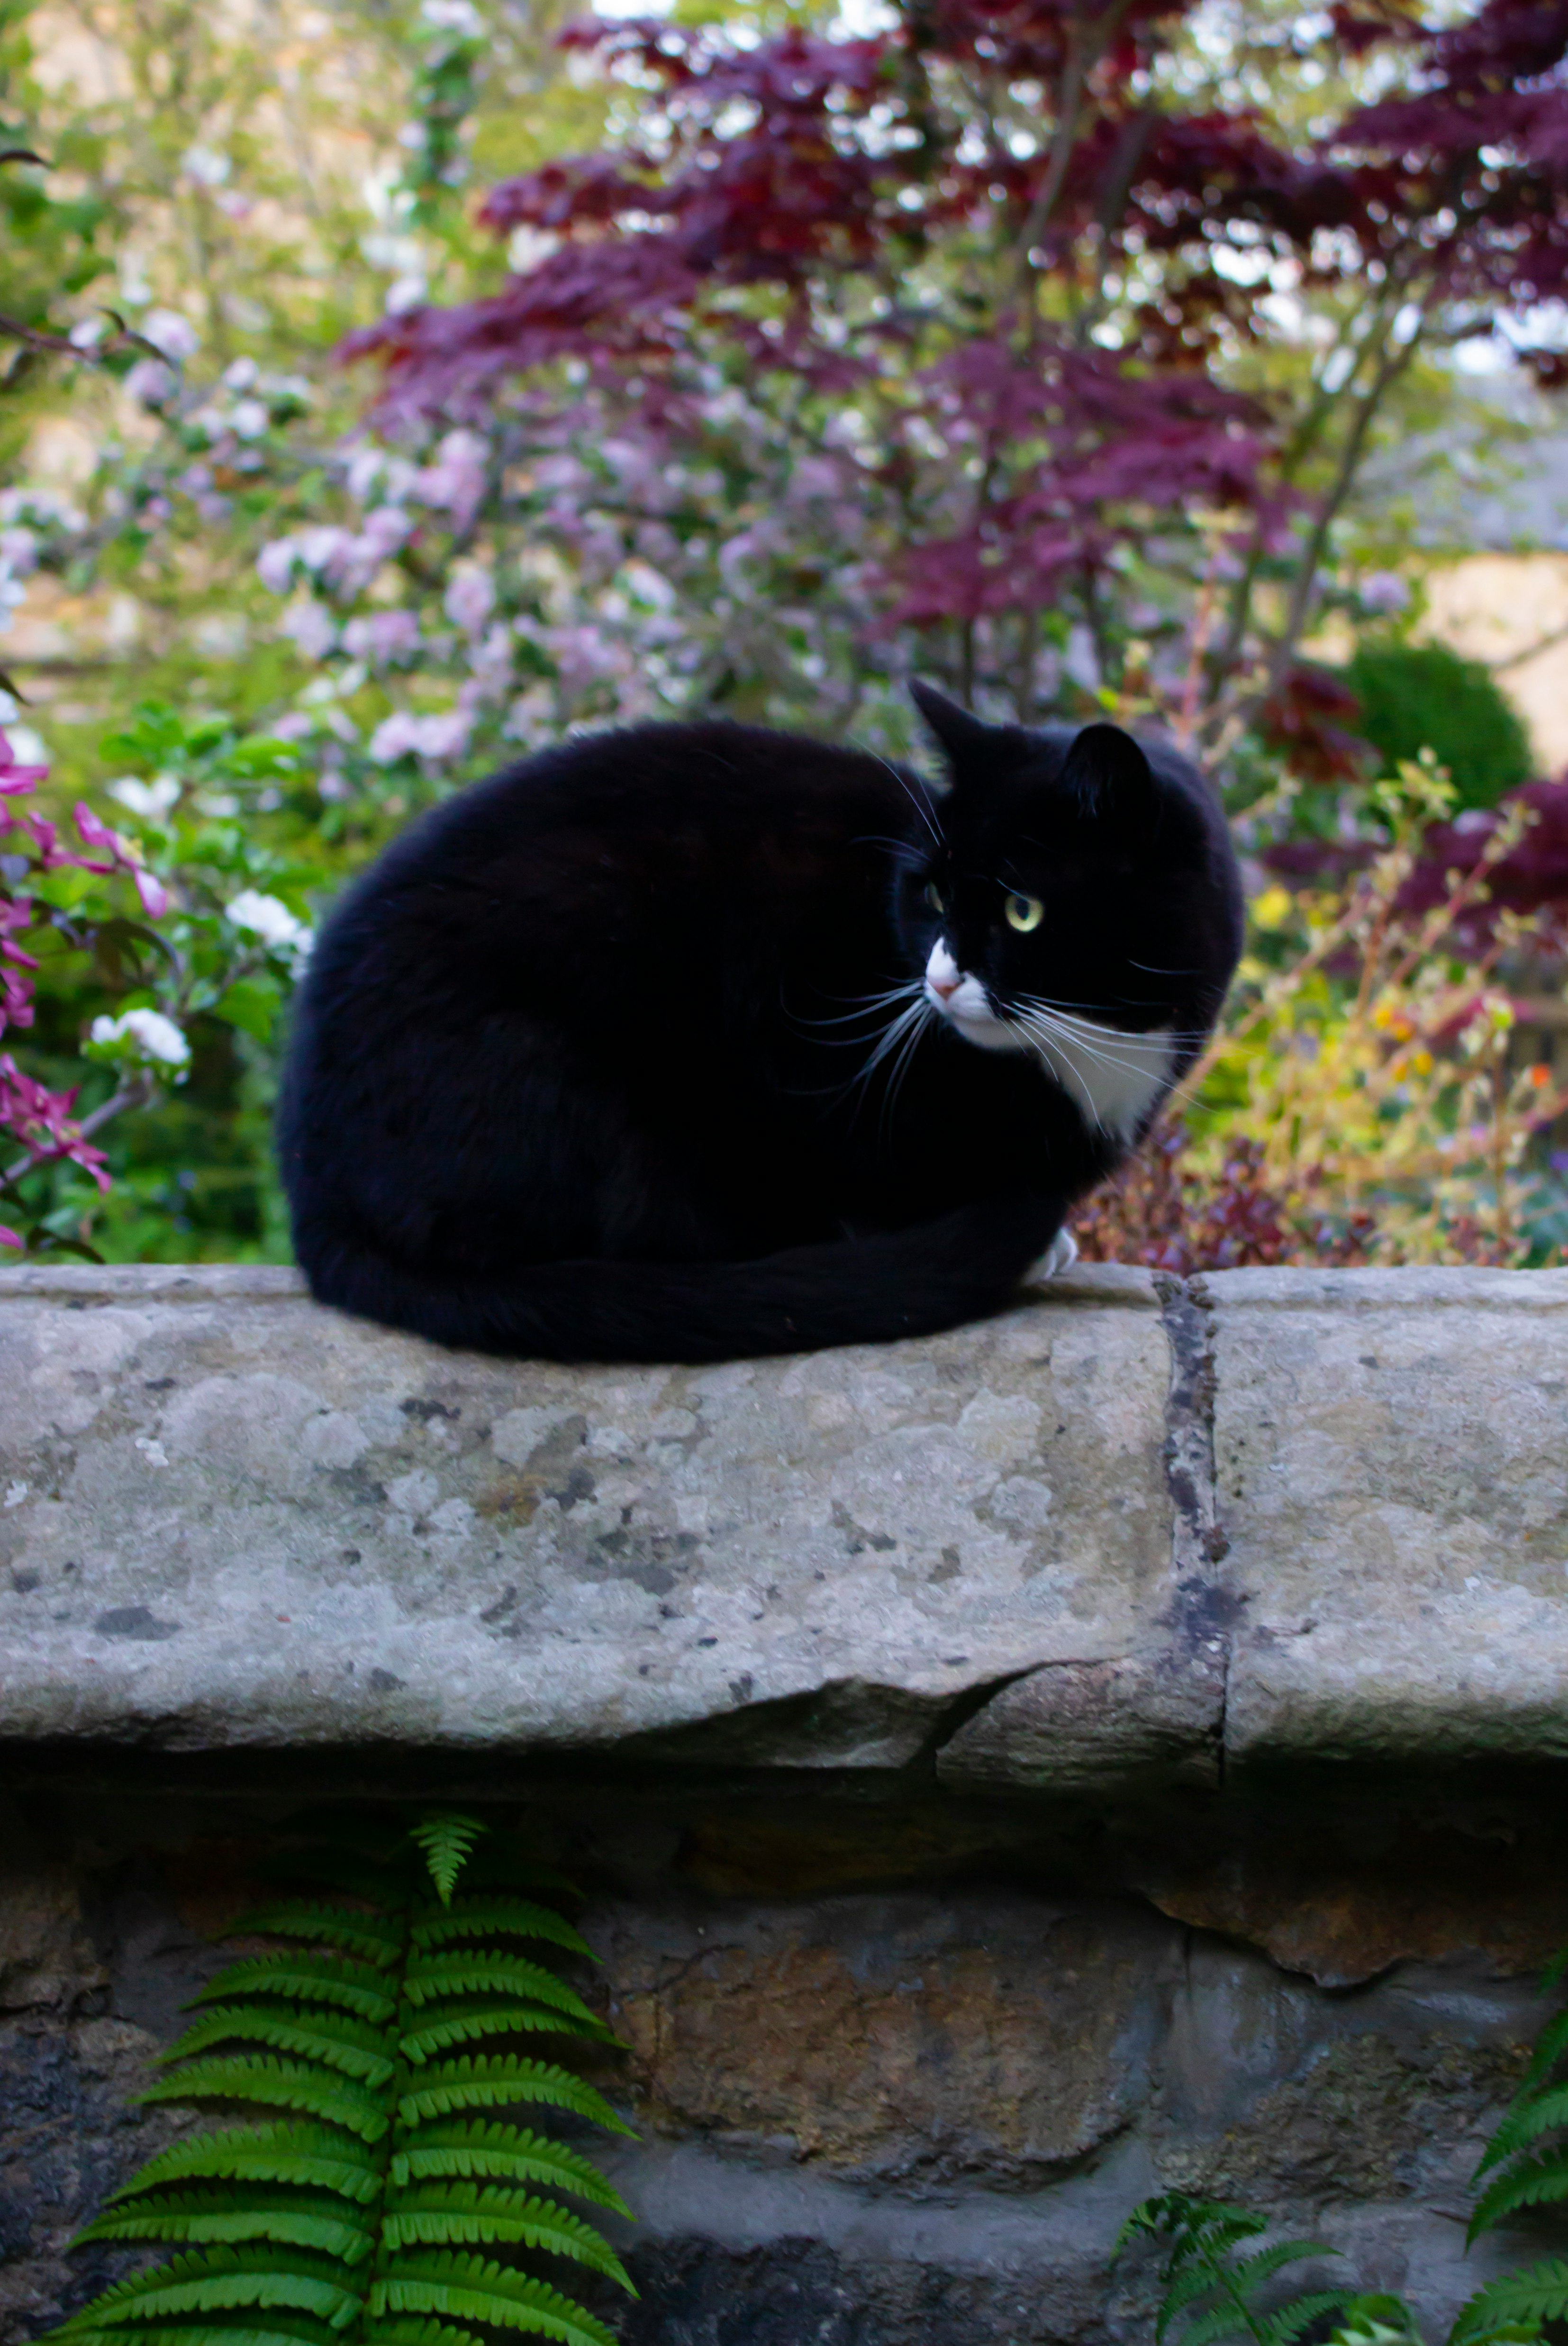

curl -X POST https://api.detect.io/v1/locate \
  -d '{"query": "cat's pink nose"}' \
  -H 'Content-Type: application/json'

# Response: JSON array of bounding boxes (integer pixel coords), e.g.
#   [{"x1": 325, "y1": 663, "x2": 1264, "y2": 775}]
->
[{"x1": 929, "y1": 973, "x2": 959, "y2": 1000}]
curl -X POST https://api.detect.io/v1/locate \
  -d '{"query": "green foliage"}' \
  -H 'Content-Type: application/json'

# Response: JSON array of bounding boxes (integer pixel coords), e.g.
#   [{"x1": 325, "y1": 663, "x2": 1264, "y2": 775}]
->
[
  {"x1": 50, "y1": 1813, "x2": 635, "y2": 2346},
  {"x1": 1345, "y1": 641, "x2": 1534, "y2": 811},
  {"x1": 1448, "y1": 1952, "x2": 1568, "y2": 2346},
  {"x1": 1115, "y1": 2192, "x2": 1352, "y2": 2346}
]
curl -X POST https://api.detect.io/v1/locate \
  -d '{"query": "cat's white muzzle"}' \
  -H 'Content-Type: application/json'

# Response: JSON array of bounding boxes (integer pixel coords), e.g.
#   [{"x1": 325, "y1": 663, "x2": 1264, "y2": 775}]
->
[{"x1": 924, "y1": 939, "x2": 1028, "y2": 1053}]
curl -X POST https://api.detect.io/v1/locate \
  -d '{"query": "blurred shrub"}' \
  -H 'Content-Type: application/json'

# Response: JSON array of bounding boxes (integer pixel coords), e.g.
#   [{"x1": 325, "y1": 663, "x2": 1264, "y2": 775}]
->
[{"x1": 1345, "y1": 640, "x2": 1534, "y2": 810}]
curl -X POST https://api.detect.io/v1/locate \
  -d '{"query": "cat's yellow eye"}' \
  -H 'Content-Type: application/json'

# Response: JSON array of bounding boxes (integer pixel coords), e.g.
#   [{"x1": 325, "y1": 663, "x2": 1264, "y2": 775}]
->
[
  {"x1": 924, "y1": 883, "x2": 943, "y2": 912},
  {"x1": 1004, "y1": 893, "x2": 1044, "y2": 934}
]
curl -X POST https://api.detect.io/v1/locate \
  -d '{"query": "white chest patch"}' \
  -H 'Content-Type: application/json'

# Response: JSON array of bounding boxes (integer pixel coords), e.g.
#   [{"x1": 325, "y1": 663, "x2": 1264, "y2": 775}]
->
[
  {"x1": 1027, "y1": 1016, "x2": 1174, "y2": 1139},
  {"x1": 923, "y1": 938, "x2": 1174, "y2": 1137}
]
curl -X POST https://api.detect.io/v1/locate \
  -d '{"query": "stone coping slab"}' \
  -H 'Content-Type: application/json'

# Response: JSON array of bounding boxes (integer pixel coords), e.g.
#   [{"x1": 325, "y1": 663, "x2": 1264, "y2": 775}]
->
[{"x1": 1, "y1": 1263, "x2": 1565, "y2": 1780}]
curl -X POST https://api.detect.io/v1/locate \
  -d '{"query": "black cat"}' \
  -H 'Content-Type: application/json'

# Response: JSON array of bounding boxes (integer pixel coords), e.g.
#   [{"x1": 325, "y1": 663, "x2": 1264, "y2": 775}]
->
[{"x1": 278, "y1": 683, "x2": 1242, "y2": 1363}]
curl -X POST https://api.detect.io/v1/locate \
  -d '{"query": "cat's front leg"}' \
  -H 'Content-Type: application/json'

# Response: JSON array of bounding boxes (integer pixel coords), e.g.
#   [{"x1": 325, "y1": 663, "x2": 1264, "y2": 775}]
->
[{"x1": 1024, "y1": 1226, "x2": 1079, "y2": 1283}]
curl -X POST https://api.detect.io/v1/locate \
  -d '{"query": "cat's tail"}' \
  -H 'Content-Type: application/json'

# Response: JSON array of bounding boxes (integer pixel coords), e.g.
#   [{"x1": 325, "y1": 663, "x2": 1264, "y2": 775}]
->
[{"x1": 295, "y1": 1193, "x2": 1066, "y2": 1365}]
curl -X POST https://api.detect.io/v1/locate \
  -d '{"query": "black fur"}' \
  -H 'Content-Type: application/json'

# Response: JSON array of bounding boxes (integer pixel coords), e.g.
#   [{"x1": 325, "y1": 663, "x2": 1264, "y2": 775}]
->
[{"x1": 279, "y1": 686, "x2": 1242, "y2": 1363}]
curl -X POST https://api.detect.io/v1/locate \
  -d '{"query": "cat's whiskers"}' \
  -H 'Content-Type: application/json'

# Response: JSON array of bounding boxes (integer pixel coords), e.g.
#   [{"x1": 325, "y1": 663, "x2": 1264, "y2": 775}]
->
[
  {"x1": 871, "y1": 755, "x2": 942, "y2": 850},
  {"x1": 1008, "y1": 1000, "x2": 1198, "y2": 1121}
]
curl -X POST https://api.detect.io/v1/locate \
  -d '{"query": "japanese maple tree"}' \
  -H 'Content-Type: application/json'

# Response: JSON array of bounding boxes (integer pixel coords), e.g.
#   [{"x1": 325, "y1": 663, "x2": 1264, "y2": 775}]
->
[{"x1": 339, "y1": 0, "x2": 1568, "y2": 774}]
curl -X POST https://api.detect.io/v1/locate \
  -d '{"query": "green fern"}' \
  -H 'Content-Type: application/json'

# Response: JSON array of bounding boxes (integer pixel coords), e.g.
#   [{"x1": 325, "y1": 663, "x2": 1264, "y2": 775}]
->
[
  {"x1": 1116, "y1": 2191, "x2": 1353, "y2": 2346},
  {"x1": 1441, "y1": 1951, "x2": 1568, "y2": 2346},
  {"x1": 51, "y1": 1813, "x2": 634, "y2": 2346}
]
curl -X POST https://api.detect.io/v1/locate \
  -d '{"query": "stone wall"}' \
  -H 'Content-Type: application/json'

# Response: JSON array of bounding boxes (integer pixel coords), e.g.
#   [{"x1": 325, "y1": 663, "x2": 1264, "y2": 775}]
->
[{"x1": 4, "y1": 1264, "x2": 1568, "y2": 2346}]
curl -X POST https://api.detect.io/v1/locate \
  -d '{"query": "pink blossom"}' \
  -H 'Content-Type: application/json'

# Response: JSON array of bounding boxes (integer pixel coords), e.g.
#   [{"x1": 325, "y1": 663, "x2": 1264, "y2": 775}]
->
[
  {"x1": 444, "y1": 568, "x2": 496, "y2": 634},
  {"x1": 256, "y1": 537, "x2": 299, "y2": 594},
  {"x1": 343, "y1": 609, "x2": 422, "y2": 664},
  {"x1": 0, "y1": 730, "x2": 48, "y2": 790},
  {"x1": 281, "y1": 599, "x2": 340, "y2": 660}
]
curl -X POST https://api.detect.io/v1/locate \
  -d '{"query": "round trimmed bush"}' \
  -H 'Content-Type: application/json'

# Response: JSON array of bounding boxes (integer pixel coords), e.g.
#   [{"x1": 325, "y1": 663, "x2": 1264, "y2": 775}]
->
[{"x1": 1345, "y1": 639, "x2": 1535, "y2": 809}]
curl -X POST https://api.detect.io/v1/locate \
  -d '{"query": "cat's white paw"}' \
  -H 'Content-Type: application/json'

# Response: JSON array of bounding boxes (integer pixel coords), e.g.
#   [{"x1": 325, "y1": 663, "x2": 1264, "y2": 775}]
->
[{"x1": 1025, "y1": 1227, "x2": 1079, "y2": 1284}]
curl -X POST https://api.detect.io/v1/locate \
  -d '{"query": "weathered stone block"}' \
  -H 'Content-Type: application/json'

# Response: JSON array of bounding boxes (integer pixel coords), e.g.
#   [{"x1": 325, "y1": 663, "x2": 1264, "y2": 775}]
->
[
  {"x1": 0, "y1": 1263, "x2": 1185, "y2": 1774},
  {"x1": 1208, "y1": 1268, "x2": 1568, "y2": 1766}
]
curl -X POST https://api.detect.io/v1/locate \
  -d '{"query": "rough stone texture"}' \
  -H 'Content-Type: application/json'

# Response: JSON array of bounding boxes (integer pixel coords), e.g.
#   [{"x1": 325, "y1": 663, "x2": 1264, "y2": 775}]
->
[
  {"x1": 8, "y1": 1263, "x2": 1568, "y2": 1777},
  {"x1": 0, "y1": 1263, "x2": 1195, "y2": 1777},
  {"x1": 2, "y1": 1789, "x2": 1564, "y2": 2346},
  {"x1": 1209, "y1": 1268, "x2": 1568, "y2": 1765},
  {"x1": 7, "y1": 1267, "x2": 1568, "y2": 2341}
]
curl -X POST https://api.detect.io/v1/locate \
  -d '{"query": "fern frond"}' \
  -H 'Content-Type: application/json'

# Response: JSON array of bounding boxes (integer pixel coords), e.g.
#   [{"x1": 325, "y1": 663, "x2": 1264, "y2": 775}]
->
[
  {"x1": 189, "y1": 1959, "x2": 398, "y2": 2026},
  {"x1": 75, "y1": 2191, "x2": 375, "y2": 2264},
  {"x1": 54, "y1": 2247, "x2": 362, "y2": 2333},
  {"x1": 370, "y1": 2256, "x2": 619, "y2": 2346},
  {"x1": 1173, "y1": 2303, "x2": 1270, "y2": 2346},
  {"x1": 102, "y1": 2127, "x2": 381, "y2": 2208},
  {"x1": 1263, "y1": 2290, "x2": 1356, "y2": 2346},
  {"x1": 401, "y1": 1959, "x2": 599, "y2": 2025},
  {"x1": 1451, "y1": 2264, "x2": 1568, "y2": 2342},
  {"x1": 397, "y1": 2057, "x2": 633, "y2": 2135},
  {"x1": 388, "y1": 2122, "x2": 631, "y2": 2215},
  {"x1": 1116, "y1": 2194, "x2": 1266, "y2": 2255},
  {"x1": 371, "y1": 2322, "x2": 489, "y2": 2346},
  {"x1": 1468, "y1": 2149, "x2": 1568, "y2": 2240},
  {"x1": 66, "y1": 2322, "x2": 341, "y2": 2346},
  {"x1": 1475, "y1": 2088, "x2": 1568, "y2": 2177},
  {"x1": 1229, "y1": 2243, "x2": 1340, "y2": 2295},
  {"x1": 162, "y1": 2009, "x2": 395, "y2": 2087},
  {"x1": 138, "y1": 2056, "x2": 390, "y2": 2142},
  {"x1": 400, "y1": 2006, "x2": 616, "y2": 2065},
  {"x1": 381, "y1": 2186, "x2": 631, "y2": 2287},
  {"x1": 1514, "y1": 2007, "x2": 1568, "y2": 2094},
  {"x1": 1326, "y1": 2294, "x2": 1426, "y2": 2346},
  {"x1": 408, "y1": 1903, "x2": 591, "y2": 1960},
  {"x1": 229, "y1": 1905, "x2": 401, "y2": 1967},
  {"x1": 410, "y1": 1817, "x2": 488, "y2": 1907}
]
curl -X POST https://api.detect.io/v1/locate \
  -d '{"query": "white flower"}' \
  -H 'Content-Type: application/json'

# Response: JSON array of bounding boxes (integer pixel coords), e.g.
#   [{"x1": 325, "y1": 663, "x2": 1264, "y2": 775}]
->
[
  {"x1": 227, "y1": 890, "x2": 311, "y2": 955},
  {"x1": 228, "y1": 398, "x2": 269, "y2": 440},
  {"x1": 223, "y1": 356, "x2": 260, "y2": 392},
  {"x1": 140, "y1": 308, "x2": 199, "y2": 361},
  {"x1": 90, "y1": 1009, "x2": 191, "y2": 1070},
  {"x1": 182, "y1": 145, "x2": 231, "y2": 188},
  {"x1": 420, "y1": 0, "x2": 482, "y2": 30},
  {"x1": 108, "y1": 773, "x2": 181, "y2": 819}
]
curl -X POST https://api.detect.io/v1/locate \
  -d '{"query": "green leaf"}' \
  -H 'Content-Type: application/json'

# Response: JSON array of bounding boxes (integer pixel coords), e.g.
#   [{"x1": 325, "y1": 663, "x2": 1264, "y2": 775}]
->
[
  {"x1": 228, "y1": 1904, "x2": 401, "y2": 1968},
  {"x1": 137, "y1": 2055, "x2": 390, "y2": 2142},
  {"x1": 1263, "y1": 2291, "x2": 1357, "y2": 2346},
  {"x1": 410, "y1": 1816, "x2": 488, "y2": 1906},
  {"x1": 102, "y1": 2125, "x2": 381, "y2": 2208},
  {"x1": 381, "y1": 2186, "x2": 632, "y2": 2289},
  {"x1": 400, "y1": 2004, "x2": 615, "y2": 2065},
  {"x1": 55, "y1": 2247, "x2": 363, "y2": 2334},
  {"x1": 389, "y1": 2121, "x2": 630, "y2": 2214},
  {"x1": 1469, "y1": 2149, "x2": 1568, "y2": 2240},
  {"x1": 1475, "y1": 2088, "x2": 1568, "y2": 2177},
  {"x1": 401, "y1": 1958, "x2": 599, "y2": 2025},
  {"x1": 370, "y1": 2323, "x2": 489, "y2": 2346},
  {"x1": 408, "y1": 1902, "x2": 590, "y2": 1960},
  {"x1": 162, "y1": 2007, "x2": 396, "y2": 2087},
  {"x1": 66, "y1": 2324, "x2": 342, "y2": 2346},
  {"x1": 188, "y1": 1958, "x2": 398, "y2": 2027},
  {"x1": 1514, "y1": 2007, "x2": 1568, "y2": 2094},
  {"x1": 75, "y1": 2190, "x2": 375, "y2": 2264},
  {"x1": 1451, "y1": 2264, "x2": 1568, "y2": 2344},
  {"x1": 1230, "y1": 2243, "x2": 1341, "y2": 2295},
  {"x1": 397, "y1": 2057, "x2": 633, "y2": 2136},
  {"x1": 369, "y1": 2255, "x2": 618, "y2": 2346},
  {"x1": 214, "y1": 978, "x2": 281, "y2": 1041}
]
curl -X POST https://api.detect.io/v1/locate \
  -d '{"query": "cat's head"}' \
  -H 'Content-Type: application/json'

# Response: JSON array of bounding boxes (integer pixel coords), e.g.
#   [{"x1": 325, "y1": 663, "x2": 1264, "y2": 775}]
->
[{"x1": 898, "y1": 681, "x2": 1239, "y2": 1100}]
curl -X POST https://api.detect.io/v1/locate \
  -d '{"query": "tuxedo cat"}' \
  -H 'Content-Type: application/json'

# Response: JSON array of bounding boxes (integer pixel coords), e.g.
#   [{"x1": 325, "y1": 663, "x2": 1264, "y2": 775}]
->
[{"x1": 279, "y1": 683, "x2": 1242, "y2": 1363}]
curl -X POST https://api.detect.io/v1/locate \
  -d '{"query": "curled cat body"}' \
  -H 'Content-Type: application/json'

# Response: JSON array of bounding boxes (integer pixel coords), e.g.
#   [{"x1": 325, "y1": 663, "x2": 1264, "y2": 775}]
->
[{"x1": 279, "y1": 682, "x2": 1242, "y2": 1363}]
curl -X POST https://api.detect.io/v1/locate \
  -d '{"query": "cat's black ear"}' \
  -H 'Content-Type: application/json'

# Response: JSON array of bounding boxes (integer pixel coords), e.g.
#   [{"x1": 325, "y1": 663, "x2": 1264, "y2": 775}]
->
[
  {"x1": 906, "y1": 680, "x2": 1005, "y2": 769},
  {"x1": 1059, "y1": 723, "x2": 1159, "y2": 829}
]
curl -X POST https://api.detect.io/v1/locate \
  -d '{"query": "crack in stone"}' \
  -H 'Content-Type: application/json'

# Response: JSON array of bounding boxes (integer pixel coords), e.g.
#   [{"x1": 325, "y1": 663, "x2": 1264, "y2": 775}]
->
[{"x1": 1154, "y1": 1272, "x2": 1236, "y2": 1779}]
